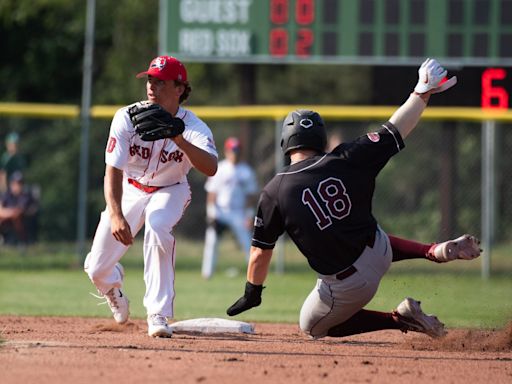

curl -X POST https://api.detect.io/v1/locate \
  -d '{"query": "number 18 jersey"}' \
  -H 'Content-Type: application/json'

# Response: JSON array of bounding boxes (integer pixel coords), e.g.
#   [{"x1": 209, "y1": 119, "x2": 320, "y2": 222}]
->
[{"x1": 252, "y1": 122, "x2": 405, "y2": 275}]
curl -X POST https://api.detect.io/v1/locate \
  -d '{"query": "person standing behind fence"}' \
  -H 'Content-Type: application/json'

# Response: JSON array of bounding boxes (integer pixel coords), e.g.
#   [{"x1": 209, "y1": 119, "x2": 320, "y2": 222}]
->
[
  {"x1": 0, "y1": 133, "x2": 26, "y2": 194},
  {"x1": 202, "y1": 137, "x2": 259, "y2": 279},
  {"x1": 0, "y1": 171, "x2": 38, "y2": 245}
]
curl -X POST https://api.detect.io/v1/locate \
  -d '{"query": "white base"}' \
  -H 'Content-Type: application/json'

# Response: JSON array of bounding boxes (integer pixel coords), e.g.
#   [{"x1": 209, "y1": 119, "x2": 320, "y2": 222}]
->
[{"x1": 169, "y1": 318, "x2": 255, "y2": 334}]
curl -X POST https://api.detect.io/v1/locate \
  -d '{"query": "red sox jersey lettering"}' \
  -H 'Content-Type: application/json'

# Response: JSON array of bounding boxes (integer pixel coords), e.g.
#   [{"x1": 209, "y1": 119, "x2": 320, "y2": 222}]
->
[
  {"x1": 130, "y1": 144, "x2": 150, "y2": 159},
  {"x1": 160, "y1": 149, "x2": 184, "y2": 163}
]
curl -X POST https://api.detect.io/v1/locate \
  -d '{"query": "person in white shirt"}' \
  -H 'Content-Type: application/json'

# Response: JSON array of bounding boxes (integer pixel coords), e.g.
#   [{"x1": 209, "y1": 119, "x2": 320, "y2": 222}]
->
[
  {"x1": 84, "y1": 56, "x2": 218, "y2": 338},
  {"x1": 202, "y1": 137, "x2": 258, "y2": 279}
]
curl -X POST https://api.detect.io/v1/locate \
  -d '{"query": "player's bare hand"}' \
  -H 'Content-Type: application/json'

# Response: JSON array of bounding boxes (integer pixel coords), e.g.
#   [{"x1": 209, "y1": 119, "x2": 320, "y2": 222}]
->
[
  {"x1": 414, "y1": 58, "x2": 457, "y2": 94},
  {"x1": 111, "y1": 216, "x2": 133, "y2": 246}
]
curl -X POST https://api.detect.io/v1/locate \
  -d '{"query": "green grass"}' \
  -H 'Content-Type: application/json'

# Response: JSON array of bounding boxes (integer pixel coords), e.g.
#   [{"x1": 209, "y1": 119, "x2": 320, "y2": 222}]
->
[{"x1": 0, "y1": 236, "x2": 511, "y2": 329}]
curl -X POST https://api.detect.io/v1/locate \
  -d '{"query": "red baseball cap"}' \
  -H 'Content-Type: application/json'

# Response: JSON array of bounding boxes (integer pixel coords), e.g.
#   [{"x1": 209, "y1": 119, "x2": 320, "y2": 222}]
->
[
  {"x1": 224, "y1": 137, "x2": 241, "y2": 151},
  {"x1": 136, "y1": 56, "x2": 187, "y2": 82}
]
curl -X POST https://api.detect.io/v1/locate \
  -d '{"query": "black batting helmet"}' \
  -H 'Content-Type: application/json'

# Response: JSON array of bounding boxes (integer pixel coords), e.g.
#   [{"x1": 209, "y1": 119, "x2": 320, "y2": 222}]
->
[{"x1": 280, "y1": 109, "x2": 327, "y2": 155}]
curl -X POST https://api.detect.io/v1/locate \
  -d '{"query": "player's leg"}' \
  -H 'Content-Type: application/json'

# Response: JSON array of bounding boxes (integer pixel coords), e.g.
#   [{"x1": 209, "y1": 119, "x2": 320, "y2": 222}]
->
[
  {"x1": 143, "y1": 182, "x2": 191, "y2": 337},
  {"x1": 388, "y1": 235, "x2": 431, "y2": 262},
  {"x1": 326, "y1": 309, "x2": 401, "y2": 336},
  {"x1": 201, "y1": 223, "x2": 220, "y2": 279},
  {"x1": 85, "y1": 184, "x2": 147, "y2": 292},
  {"x1": 389, "y1": 234, "x2": 481, "y2": 262},
  {"x1": 327, "y1": 298, "x2": 446, "y2": 338},
  {"x1": 299, "y1": 227, "x2": 392, "y2": 338},
  {"x1": 227, "y1": 210, "x2": 252, "y2": 262},
  {"x1": 84, "y1": 183, "x2": 147, "y2": 323},
  {"x1": 202, "y1": 210, "x2": 229, "y2": 279}
]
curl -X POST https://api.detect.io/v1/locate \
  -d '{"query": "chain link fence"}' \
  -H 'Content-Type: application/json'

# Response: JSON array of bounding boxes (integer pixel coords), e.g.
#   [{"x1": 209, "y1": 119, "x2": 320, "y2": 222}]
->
[{"x1": 1, "y1": 106, "x2": 510, "y2": 269}]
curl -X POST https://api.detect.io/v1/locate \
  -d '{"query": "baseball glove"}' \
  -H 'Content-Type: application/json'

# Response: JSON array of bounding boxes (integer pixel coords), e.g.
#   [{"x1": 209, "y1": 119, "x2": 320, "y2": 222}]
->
[{"x1": 128, "y1": 102, "x2": 185, "y2": 141}]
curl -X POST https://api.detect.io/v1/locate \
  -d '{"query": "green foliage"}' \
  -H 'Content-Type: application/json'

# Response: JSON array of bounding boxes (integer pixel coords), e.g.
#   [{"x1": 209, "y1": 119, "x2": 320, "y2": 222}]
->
[
  {"x1": 1, "y1": 1, "x2": 509, "y2": 245},
  {"x1": 0, "y1": 0, "x2": 85, "y2": 102},
  {"x1": 93, "y1": 0, "x2": 159, "y2": 104}
]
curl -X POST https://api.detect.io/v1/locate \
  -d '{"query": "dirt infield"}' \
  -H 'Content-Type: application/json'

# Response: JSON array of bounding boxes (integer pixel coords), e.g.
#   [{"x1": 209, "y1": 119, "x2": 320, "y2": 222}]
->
[{"x1": 0, "y1": 316, "x2": 511, "y2": 384}]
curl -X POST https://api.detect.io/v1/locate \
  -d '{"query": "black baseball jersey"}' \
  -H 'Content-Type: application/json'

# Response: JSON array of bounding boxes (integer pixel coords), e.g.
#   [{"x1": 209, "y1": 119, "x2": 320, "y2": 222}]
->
[{"x1": 252, "y1": 122, "x2": 405, "y2": 275}]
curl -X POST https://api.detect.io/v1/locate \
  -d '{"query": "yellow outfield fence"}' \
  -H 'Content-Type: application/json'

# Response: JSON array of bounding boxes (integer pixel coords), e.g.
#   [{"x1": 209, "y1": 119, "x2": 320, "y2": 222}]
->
[
  {"x1": 1, "y1": 102, "x2": 510, "y2": 279},
  {"x1": 2, "y1": 102, "x2": 512, "y2": 122}
]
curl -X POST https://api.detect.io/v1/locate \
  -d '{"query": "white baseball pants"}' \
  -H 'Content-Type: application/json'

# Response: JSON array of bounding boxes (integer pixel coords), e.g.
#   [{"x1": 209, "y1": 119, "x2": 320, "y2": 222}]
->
[{"x1": 84, "y1": 180, "x2": 191, "y2": 318}]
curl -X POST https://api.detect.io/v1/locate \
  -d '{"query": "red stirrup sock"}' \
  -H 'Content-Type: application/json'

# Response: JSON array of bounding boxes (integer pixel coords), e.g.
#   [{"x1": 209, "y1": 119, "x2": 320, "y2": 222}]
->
[
  {"x1": 327, "y1": 309, "x2": 401, "y2": 337},
  {"x1": 388, "y1": 234, "x2": 433, "y2": 262}
]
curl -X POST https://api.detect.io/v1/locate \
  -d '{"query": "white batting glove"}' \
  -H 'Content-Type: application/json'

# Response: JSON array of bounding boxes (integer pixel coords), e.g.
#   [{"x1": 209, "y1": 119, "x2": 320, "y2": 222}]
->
[{"x1": 414, "y1": 58, "x2": 457, "y2": 94}]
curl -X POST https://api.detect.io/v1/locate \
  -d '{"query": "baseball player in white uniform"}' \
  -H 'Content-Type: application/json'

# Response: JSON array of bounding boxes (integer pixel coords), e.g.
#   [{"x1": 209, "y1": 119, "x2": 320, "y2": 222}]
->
[
  {"x1": 84, "y1": 56, "x2": 218, "y2": 338},
  {"x1": 202, "y1": 137, "x2": 258, "y2": 279}
]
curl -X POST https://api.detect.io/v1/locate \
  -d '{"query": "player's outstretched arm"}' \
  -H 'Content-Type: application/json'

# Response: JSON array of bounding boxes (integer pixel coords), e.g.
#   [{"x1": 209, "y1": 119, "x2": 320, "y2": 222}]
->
[
  {"x1": 226, "y1": 247, "x2": 272, "y2": 316},
  {"x1": 389, "y1": 58, "x2": 457, "y2": 139}
]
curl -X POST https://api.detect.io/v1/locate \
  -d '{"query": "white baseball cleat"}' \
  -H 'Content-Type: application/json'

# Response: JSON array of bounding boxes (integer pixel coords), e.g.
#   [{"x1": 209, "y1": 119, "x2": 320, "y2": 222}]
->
[
  {"x1": 393, "y1": 297, "x2": 446, "y2": 338},
  {"x1": 104, "y1": 287, "x2": 130, "y2": 324},
  {"x1": 147, "y1": 314, "x2": 173, "y2": 338},
  {"x1": 90, "y1": 263, "x2": 130, "y2": 324},
  {"x1": 428, "y1": 234, "x2": 482, "y2": 263}
]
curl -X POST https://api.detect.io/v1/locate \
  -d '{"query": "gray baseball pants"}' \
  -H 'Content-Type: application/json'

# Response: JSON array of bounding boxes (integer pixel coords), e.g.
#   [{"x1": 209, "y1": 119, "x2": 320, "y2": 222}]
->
[{"x1": 299, "y1": 226, "x2": 392, "y2": 338}]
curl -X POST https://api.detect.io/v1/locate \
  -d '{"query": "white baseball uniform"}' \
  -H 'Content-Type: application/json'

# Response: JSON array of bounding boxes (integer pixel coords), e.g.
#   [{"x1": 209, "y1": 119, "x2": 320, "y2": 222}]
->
[
  {"x1": 201, "y1": 159, "x2": 258, "y2": 278},
  {"x1": 84, "y1": 102, "x2": 217, "y2": 318}
]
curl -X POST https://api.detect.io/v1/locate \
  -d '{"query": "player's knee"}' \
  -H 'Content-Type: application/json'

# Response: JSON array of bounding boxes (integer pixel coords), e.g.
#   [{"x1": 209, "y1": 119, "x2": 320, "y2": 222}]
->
[
  {"x1": 299, "y1": 320, "x2": 327, "y2": 339},
  {"x1": 84, "y1": 253, "x2": 97, "y2": 279},
  {"x1": 299, "y1": 322, "x2": 312, "y2": 335},
  {"x1": 300, "y1": 326, "x2": 326, "y2": 339},
  {"x1": 84, "y1": 262, "x2": 107, "y2": 286},
  {"x1": 146, "y1": 214, "x2": 174, "y2": 236}
]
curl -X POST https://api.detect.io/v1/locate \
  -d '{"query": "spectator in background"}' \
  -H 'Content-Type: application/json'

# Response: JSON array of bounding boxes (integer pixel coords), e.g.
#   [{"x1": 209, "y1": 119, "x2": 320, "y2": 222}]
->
[
  {"x1": 0, "y1": 171, "x2": 38, "y2": 245},
  {"x1": 202, "y1": 137, "x2": 259, "y2": 279},
  {"x1": 0, "y1": 132, "x2": 27, "y2": 194}
]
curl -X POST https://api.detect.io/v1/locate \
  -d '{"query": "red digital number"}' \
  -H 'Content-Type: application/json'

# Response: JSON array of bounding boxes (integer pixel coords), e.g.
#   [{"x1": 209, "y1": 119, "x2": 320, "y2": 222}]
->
[
  {"x1": 270, "y1": 0, "x2": 288, "y2": 24},
  {"x1": 296, "y1": 29, "x2": 314, "y2": 56},
  {"x1": 481, "y1": 68, "x2": 509, "y2": 110},
  {"x1": 269, "y1": 0, "x2": 315, "y2": 57},
  {"x1": 296, "y1": 0, "x2": 314, "y2": 25},
  {"x1": 269, "y1": 28, "x2": 288, "y2": 57}
]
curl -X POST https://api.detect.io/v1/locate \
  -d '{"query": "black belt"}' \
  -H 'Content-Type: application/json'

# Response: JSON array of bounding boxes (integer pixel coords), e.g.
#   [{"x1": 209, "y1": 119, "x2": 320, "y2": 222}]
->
[{"x1": 335, "y1": 265, "x2": 357, "y2": 280}]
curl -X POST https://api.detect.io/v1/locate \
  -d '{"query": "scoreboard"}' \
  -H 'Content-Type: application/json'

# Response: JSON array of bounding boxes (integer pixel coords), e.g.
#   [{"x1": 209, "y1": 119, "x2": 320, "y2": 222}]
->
[
  {"x1": 161, "y1": 0, "x2": 512, "y2": 108},
  {"x1": 162, "y1": 0, "x2": 512, "y2": 66}
]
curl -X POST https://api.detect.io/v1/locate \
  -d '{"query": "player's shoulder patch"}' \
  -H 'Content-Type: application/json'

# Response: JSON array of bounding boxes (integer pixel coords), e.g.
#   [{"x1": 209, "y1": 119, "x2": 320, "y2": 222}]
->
[
  {"x1": 254, "y1": 216, "x2": 264, "y2": 227},
  {"x1": 367, "y1": 132, "x2": 380, "y2": 142},
  {"x1": 106, "y1": 136, "x2": 117, "y2": 153}
]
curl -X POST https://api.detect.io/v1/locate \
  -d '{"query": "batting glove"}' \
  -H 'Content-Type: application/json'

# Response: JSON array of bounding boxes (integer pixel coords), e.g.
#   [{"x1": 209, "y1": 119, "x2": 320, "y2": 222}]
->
[
  {"x1": 414, "y1": 58, "x2": 457, "y2": 94},
  {"x1": 226, "y1": 281, "x2": 264, "y2": 316}
]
